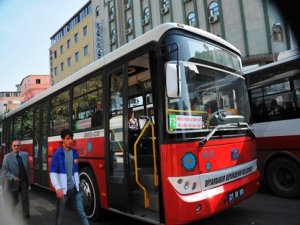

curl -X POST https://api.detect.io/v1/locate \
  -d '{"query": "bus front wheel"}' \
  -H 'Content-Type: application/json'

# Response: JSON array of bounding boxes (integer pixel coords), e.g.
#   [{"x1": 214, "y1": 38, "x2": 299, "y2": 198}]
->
[
  {"x1": 266, "y1": 157, "x2": 300, "y2": 198},
  {"x1": 79, "y1": 167, "x2": 102, "y2": 221}
]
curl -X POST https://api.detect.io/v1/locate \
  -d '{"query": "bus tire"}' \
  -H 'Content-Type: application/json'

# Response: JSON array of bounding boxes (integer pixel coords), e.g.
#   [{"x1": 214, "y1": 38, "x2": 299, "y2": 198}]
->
[
  {"x1": 79, "y1": 167, "x2": 102, "y2": 221},
  {"x1": 266, "y1": 157, "x2": 300, "y2": 198}
]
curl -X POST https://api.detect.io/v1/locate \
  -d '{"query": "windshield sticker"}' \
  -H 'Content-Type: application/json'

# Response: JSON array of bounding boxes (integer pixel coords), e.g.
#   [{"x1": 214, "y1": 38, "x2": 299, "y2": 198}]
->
[{"x1": 169, "y1": 114, "x2": 202, "y2": 129}]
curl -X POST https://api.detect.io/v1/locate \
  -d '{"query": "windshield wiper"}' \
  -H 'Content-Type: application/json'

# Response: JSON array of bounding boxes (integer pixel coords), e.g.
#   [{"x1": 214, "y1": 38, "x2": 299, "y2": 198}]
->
[{"x1": 199, "y1": 122, "x2": 255, "y2": 146}]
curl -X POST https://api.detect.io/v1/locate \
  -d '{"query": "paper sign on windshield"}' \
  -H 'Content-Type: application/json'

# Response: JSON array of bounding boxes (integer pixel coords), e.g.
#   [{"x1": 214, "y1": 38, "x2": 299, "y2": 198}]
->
[{"x1": 169, "y1": 115, "x2": 202, "y2": 129}]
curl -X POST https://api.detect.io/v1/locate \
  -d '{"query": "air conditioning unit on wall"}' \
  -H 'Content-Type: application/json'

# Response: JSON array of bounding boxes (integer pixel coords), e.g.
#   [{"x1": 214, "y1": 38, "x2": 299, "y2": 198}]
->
[
  {"x1": 183, "y1": 0, "x2": 192, "y2": 3},
  {"x1": 111, "y1": 38, "x2": 116, "y2": 44},
  {"x1": 209, "y1": 15, "x2": 219, "y2": 24},
  {"x1": 126, "y1": 28, "x2": 132, "y2": 35},
  {"x1": 124, "y1": 3, "x2": 130, "y2": 11},
  {"x1": 161, "y1": 5, "x2": 169, "y2": 15},
  {"x1": 142, "y1": 18, "x2": 150, "y2": 26},
  {"x1": 109, "y1": 15, "x2": 114, "y2": 22}
]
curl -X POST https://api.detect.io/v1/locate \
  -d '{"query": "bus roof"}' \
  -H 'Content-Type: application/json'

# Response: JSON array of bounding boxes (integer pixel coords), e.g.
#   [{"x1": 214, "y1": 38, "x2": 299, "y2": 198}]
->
[
  {"x1": 243, "y1": 49, "x2": 300, "y2": 89},
  {"x1": 244, "y1": 49, "x2": 300, "y2": 75},
  {"x1": 6, "y1": 23, "x2": 240, "y2": 118}
]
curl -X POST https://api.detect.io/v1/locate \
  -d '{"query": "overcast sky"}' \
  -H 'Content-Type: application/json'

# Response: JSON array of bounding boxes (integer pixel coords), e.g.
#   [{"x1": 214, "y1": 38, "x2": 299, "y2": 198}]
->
[{"x1": 0, "y1": 0, "x2": 89, "y2": 92}]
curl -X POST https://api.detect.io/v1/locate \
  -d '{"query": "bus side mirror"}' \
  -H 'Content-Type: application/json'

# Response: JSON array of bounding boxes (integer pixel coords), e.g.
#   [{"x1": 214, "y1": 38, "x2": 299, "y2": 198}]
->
[{"x1": 166, "y1": 63, "x2": 181, "y2": 98}]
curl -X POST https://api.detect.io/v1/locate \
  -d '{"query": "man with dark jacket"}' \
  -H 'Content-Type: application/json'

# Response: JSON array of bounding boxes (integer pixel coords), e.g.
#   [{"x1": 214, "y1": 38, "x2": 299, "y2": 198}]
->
[{"x1": 2, "y1": 139, "x2": 30, "y2": 225}]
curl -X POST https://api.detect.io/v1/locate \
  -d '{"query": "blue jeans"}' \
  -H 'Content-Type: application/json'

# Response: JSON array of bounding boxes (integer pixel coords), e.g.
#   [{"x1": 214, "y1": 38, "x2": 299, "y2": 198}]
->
[{"x1": 55, "y1": 188, "x2": 89, "y2": 225}]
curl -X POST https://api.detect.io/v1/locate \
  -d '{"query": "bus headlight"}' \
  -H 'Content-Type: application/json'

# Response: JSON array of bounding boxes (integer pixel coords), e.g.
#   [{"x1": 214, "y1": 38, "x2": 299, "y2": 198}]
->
[
  {"x1": 168, "y1": 175, "x2": 201, "y2": 194},
  {"x1": 184, "y1": 181, "x2": 189, "y2": 190}
]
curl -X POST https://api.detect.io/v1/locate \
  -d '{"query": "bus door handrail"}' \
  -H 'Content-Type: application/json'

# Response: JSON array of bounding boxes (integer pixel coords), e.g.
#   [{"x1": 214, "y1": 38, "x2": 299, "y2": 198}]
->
[{"x1": 133, "y1": 120, "x2": 158, "y2": 208}]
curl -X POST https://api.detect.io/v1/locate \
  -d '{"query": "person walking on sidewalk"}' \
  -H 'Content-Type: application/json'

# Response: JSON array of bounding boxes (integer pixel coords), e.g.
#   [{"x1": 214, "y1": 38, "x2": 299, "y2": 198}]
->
[
  {"x1": 50, "y1": 129, "x2": 90, "y2": 225},
  {"x1": 2, "y1": 139, "x2": 30, "y2": 225}
]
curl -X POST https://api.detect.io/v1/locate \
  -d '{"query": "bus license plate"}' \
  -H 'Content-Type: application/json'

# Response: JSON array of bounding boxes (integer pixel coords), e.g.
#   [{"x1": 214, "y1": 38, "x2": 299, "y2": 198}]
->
[{"x1": 227, "y1": 187, "x2": 245, "y2": 203}]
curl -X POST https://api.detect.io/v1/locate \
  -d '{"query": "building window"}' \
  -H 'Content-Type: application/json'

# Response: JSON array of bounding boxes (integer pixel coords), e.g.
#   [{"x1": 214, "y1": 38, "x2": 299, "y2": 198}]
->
[
  {"x1": 54, "y1": 67, "x2": 57, "y2": 76},
  {"x1": 60, "y1": 62, "x2": 64, "y2": 71},
  {"x1": 67, "y1": 39, "x2": 71, "y2": 48},
  {"x1": 124, "y1": 0, "x2": 131, "y2": 10},
  {"x1": 209, "y1": 1, "x2": 219, "y2": 16},
  {"x1": 96, "y1": 6, "x2": 100, "y2": 17},
  {"x1": 273, "y1": 22, "x2": 283, "y2": 42},
  {"x1": 162, "y1": 0, "x2": 170, "y2": 7},
  {"x1": 83, "y1": 25, "x2": 88, "y2": 36},
  {"x1": 68, "y1": 57, "x2": 72, "y2": 67},
  {"x1": 127, "y1": 18, "x2": 133, "y2": 29},
  {"x1": 161, "y1": 0, "x2": 170, "y2": 14},
  {"x1": 54, "y1": 51, "x2": 57, "y2": 59},
  {"x1": 109, "y1": 6, "x2": 115, "y2": 21},
  {"x1": 84, "y1": 45, "x2": 89, "y2": 56},
  {"x1": 36, "y1": 79, "x2": 41, "y2": 84},
  {"x1": 142, "y1": 7, "x2": 150, "y2": 25},
  {"x1": 187, "y1": 12, "x2": 197, "y2": 27},
  {"x1": 74, "y1": 33, "x2": 79, "y2": 43},
  {"x1": 111, "y1": 29, "x2": 116, "y2": 44},
  {"x1": 75, "y1": 52, "x2": 80, "y2": 62},
  {"x1": 126, "y1": 18, "x2": 133, "y2": 35},
  {"x1": 60, "y1": 45, "x2": 64, "y2": 54}
]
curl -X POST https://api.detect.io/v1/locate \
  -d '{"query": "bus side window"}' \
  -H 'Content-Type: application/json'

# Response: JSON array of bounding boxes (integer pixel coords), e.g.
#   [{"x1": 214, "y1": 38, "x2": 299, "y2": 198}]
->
[
  {"x1": 258, "y1": 102, "x2": 269, "y2": 121},
  {"x1": 285, "y1": 101, "x2": 294, "y2": 113},
  {"x1": 91, "y1": 101, "x2": 103, "y2": 127},
  {"x1": 72, "y1": 74, "x2": 103, "y2": 130}
]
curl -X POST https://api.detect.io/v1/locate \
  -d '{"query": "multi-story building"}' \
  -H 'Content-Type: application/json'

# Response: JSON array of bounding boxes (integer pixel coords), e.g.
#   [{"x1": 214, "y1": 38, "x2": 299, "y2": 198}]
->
[
  {"x1": 0, "y1": 91, "x2": 22, "y2": 145},
  {"x1": 93, "y1": 0, "x2": 297, "y2": 67},
  {"x1": 20, "y1": 74, "x2": 51, "y2": 102},
  {"x1": 0, "y1": 92, "x2": 22, "y2": 115},
  {"x1": 51, "y1": 0, "x2": 297, "y2": 84},
  {"x1": 49, "y1": 1, "x2": 94, "y2": 85}
]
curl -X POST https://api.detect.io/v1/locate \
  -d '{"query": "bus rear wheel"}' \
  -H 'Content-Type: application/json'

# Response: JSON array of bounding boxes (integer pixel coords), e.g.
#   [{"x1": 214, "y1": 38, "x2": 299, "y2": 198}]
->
[
  {"x1": 79, "y1": 167, "x2": 102, "y2": 221},
  {"x1": 266, "y1": 157, "x2": 300, "y2": 198}
]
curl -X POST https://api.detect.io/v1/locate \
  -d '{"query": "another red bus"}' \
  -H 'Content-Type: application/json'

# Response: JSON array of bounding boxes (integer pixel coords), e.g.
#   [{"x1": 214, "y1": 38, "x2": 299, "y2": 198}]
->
[
  {"x1": 2, "y1": 23, "x2": 259, "y2": 224},
  {"x1": 244, "y1": 49, "x2": 300, "y2": 198}
]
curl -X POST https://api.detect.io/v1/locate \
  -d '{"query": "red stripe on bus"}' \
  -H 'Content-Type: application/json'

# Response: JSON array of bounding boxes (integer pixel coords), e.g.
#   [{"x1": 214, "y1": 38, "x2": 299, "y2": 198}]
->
[{"x1": 256, "y1": 135, "x2": 300, "y2": 150}]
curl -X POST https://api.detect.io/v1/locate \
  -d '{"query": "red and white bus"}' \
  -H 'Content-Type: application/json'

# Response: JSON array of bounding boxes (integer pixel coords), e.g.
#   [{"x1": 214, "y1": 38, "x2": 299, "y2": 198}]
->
[
  {"x1": 244, "y1": 49, "x2": 300, "y2": 198},
  {"x1": 2, "y1": 23, "x2": 259, "y2": 224}
]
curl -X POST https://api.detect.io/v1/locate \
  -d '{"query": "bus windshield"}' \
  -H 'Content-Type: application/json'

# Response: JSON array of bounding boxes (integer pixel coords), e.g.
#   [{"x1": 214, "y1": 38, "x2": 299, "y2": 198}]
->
[
  {"x1": 163, "y1": 34, "x2": 242, "y2": 73},
  {"x1": 166, "y1": 62, "x2": 250, "y2": 133},
  {"x1": 162, "y1": 34, "x2": 250, "y2": 134}
]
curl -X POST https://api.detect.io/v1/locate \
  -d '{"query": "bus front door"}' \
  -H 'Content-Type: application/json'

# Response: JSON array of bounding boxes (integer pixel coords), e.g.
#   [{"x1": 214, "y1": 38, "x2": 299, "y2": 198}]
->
[{"x1": 106, "y1": 67, "x2": 131, "y2": 212}]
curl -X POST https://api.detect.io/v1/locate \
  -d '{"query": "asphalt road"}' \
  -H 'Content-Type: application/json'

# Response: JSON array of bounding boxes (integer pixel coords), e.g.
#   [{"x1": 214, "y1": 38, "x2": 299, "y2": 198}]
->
[{"x1": 0, "y1": 184, "x2": 299, "y2": 225}]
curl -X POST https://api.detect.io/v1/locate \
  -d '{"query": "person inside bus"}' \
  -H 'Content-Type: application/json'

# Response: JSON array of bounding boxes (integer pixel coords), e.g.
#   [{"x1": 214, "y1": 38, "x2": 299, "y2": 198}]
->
[
  {"x1": 191, "y1": 97, "x2": 201, "y2": 111},
  {"x1": 269, "y1": 99, "x2": 284, "y2": 116},
  {"x1": 128, "y1": 109, "x2": 139, "y2": 154},
  {"x1": 128, "y1": 108, "x2": 139, "y2": 132},
  {"x1": 91, "y1": 101, "x2": 103, "y2": 127}
]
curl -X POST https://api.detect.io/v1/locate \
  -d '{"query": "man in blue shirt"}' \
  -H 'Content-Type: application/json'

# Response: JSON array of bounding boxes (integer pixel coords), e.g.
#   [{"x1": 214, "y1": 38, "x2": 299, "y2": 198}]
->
[{"x1": 50, "y1": 129, "x2": 90, "y2": 225}]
